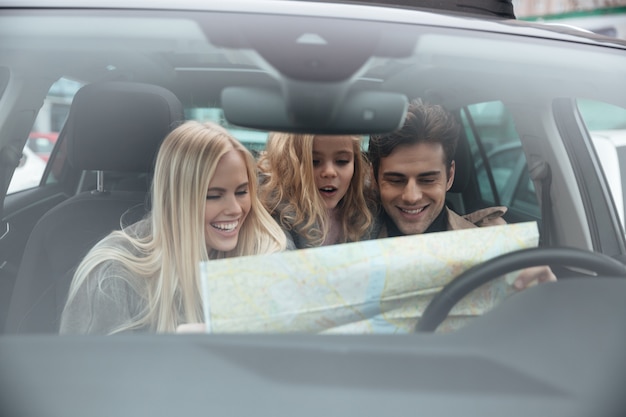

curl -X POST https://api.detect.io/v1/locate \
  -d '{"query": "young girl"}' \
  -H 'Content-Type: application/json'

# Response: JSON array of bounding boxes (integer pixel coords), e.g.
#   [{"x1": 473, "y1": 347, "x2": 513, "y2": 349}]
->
[
  {"x1": 60, "y1": 121, "x2": 287, "y2": 334},
  {"x1": 258, "y1": 133, "x2": 375, "y2": 249}
]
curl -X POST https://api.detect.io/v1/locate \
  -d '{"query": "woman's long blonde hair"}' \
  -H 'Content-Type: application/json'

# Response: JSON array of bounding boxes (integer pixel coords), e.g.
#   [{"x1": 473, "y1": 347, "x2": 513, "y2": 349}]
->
[
  {"x1": 258, "y1": 132, "x2": 373, "y2": 247},
  {"x1": 65, "y1": 121, "x2": 286, "y2": 333}
]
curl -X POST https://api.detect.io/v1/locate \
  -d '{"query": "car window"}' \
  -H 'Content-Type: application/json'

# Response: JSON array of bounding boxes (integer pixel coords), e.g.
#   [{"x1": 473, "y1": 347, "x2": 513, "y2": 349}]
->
[
  {"x1": 7, "y1": 77, "x2": 81, "y2": 194},
  {"x1": 578, "y1": 99, "x2": 626, "y2": 232},
  {"x1": 6, "y1": 147, "x2": 46, "y2": 194},
  {"x1": 461, "y1": 101, "x2": 540, "y2": 221}
]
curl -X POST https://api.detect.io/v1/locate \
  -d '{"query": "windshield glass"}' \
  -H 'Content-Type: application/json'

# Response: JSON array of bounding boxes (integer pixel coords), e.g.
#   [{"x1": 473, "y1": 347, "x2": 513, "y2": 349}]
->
[
  {"x1": 3, "y1": 3, "x2": 626, "y2": 416},
  {"x1": 2, "y1": 5, "x2": 626, "y2": 334}
]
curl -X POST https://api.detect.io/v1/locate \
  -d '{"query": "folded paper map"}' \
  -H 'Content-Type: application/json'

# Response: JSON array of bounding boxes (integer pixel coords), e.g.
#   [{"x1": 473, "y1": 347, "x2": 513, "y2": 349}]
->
[{"x1": 200, "y1": 222, "x2": 539, "y2": 334}]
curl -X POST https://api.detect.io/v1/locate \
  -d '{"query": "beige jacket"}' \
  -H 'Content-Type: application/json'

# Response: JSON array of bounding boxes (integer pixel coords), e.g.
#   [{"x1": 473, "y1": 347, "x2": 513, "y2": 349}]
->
[
  {"x1": 376, "y1": 205, "x2": 508, "y2": 238},
  {"x1": 446, "y1": 206, "x2": 508, "y2": 230}
]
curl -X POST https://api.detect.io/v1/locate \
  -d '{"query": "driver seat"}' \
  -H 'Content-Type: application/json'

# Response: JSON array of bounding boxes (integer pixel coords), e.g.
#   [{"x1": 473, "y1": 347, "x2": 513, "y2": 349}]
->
[{"x1": 5, "y1": 81, "x2": 184, "y2": 334}]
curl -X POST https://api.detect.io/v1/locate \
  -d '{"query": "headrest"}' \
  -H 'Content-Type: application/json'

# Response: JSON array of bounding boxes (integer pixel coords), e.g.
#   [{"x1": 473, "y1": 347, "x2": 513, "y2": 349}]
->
[
  {"x1": 449, "y1": 133, "x2": 471, "y2": 194},
  {"x1": 66, "y1": 82, "x2": 184, "y2": 172}
]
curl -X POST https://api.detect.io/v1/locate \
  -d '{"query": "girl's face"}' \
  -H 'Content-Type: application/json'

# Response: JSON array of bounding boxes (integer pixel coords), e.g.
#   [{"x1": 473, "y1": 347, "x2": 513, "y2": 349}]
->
[
  {"x1": 312, "y1": 135, "x2": 355, "y2": 210},
  {"x1": 204, "y1": 149, "x2": 251, "y2": 252}
]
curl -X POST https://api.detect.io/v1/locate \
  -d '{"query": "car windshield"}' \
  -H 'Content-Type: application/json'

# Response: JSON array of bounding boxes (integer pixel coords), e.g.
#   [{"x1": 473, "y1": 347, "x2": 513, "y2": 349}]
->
[{"x1": 1, "y1": 2, "x2": 626, "y2": 416}]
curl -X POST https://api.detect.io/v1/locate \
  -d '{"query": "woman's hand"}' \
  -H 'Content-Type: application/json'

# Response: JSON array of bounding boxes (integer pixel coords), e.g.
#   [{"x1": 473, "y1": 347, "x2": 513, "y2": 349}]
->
[{"x1": 176, "y1": 323, "x2": 207, "y2": 333}]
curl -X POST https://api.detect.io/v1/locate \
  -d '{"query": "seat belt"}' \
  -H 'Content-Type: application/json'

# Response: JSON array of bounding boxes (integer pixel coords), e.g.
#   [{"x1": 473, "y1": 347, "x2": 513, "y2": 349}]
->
[{"x1": 529, "y1": 158, "x2": 552, "y2": 247}]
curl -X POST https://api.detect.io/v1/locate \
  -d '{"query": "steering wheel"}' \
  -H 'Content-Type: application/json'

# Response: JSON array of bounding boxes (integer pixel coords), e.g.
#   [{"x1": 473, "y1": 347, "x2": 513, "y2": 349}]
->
[{"x1": 415, "y1": 247, "x2": 626, "y2": 332}]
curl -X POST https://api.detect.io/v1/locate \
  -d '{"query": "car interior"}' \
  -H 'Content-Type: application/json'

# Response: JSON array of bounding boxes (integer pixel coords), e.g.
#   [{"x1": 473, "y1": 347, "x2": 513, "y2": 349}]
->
[
  {"x1": 2, "y1": 8, "x2": 626, "y2": 332},
  {"x1": 2, "y1": 78, "x2": 495, "y2": 334}
]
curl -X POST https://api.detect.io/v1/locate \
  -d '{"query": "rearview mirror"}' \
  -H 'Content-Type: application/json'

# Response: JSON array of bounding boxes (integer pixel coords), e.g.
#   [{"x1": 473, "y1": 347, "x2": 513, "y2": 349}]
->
[{"x1": 222, "y1": 86, "x2": 408, "y2": 134}]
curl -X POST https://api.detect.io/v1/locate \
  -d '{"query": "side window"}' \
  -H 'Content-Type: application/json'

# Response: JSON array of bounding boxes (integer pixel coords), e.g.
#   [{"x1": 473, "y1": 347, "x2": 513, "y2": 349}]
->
[
  {"x1": 8, "y1": 77, "x2": 82, "y2": 194},
  {"x1": 461, "y1": 101, "x2": 540, "y2": 221},
  {"x1": 577, "y1": 99, "x2": 626, "y2": 232}
]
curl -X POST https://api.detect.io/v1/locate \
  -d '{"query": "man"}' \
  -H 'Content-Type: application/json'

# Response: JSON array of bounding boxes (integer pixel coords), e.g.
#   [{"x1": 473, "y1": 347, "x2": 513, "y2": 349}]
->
[{"x1": 368, "y1": 98, "x2": 555, "y2": 288}]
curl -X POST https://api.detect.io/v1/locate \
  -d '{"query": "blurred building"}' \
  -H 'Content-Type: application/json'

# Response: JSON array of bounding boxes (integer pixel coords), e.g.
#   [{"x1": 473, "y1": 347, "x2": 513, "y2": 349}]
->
[
  {"x1": 514, "y1": 0, "x2": 626, "y2": 17},
  {"x1": 514, "y1": 1, "x2": 626, "y2": 38}
]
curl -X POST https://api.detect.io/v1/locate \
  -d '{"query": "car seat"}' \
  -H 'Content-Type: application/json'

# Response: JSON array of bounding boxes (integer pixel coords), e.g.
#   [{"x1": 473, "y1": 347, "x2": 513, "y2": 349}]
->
[{"x1": 5, "y1": 81, "x2": 184, "y2": 334}]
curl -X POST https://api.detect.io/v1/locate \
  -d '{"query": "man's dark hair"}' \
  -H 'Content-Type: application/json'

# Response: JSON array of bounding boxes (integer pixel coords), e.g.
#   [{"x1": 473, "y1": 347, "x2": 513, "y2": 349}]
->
[{"x1": 368, "y1": 98, "x2": 460, "y2": 180}]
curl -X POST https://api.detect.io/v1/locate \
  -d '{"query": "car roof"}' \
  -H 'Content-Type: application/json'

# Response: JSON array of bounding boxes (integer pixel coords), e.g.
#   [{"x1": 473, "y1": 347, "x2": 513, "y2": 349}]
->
[{"x1": 1, "y1": 0, "x2": 625, "y2": 47}]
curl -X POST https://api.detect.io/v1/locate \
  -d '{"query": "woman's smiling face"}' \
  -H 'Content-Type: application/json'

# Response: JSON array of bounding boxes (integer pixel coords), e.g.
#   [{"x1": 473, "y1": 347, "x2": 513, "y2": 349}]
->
[
  {"x1": 312, "y1": 135, "x2": 355, "y2": 210},
  {"x1": 204, "y1": 149, "x2": 251, "y2": 252}
]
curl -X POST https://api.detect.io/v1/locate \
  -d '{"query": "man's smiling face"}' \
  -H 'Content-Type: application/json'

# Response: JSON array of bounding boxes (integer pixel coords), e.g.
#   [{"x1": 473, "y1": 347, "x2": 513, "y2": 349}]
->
[{"x1": 376, "y1": 142, "x2": 455, "y2": 235}]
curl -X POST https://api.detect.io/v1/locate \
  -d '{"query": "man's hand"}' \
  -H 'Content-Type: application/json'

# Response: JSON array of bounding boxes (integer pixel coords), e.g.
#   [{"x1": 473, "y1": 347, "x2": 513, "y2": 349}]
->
[{"x1": 513, "y1": 266, "x2": 557, "y2": 290}]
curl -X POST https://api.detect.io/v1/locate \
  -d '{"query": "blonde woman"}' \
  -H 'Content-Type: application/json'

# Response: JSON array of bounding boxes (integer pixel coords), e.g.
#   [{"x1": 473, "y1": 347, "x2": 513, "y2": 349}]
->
[
  {"x1": 258, "y1": 132, "x2": 375, "y2": 249},
  {"x1": 60, "y1": 121, "x2": 287, "y2": 334}
]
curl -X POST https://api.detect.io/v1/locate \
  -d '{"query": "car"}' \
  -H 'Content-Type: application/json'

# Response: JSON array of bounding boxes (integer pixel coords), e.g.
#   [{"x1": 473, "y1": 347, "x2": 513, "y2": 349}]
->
[
  {"x1": 26, "y1": 131, "x2": 59, "y2": 162},
  {"x1": 1, "y1": 1, "x2": 626, "y2": 417},
  {"x1": 535, "y1": 12, "x2": 626, "y2": 39}
]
